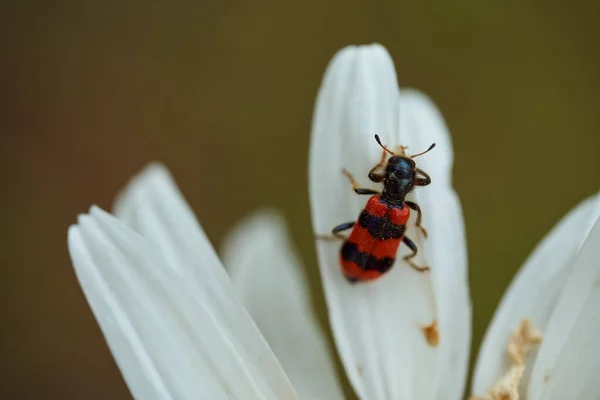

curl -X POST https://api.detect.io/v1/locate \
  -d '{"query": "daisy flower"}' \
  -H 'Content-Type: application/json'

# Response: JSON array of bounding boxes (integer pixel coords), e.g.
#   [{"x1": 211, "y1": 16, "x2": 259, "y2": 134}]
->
[{"x1": 68, "y1": 44, "x2": 600, "y2": 400}]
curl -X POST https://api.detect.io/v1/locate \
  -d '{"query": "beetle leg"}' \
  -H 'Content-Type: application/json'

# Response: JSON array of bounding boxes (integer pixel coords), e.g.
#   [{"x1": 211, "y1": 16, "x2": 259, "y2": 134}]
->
[
  {"x1": 405, "y1": 201, "x2": 427, "y2": 238},
  {"x1": 316, "y1": 221, "x2": 355, "y2": 241},
  {"x1": 368, "y1": 149, "x2": 388, "y2": 182},
  {"x1": 342, "y1": 169, "x2": 380, "y2": 195},
  {"x1": 414, "y1": 168, "x2": 431, "y2": 186},
  {"x1": 332, "y1": 221, "x2": 355, "y2": 239},
  {"x1": 402, "y1": 236, "x2": 430, "y2": 272}
]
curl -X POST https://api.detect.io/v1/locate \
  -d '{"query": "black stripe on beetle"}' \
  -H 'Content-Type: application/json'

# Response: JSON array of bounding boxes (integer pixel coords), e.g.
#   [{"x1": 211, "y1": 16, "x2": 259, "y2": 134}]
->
[
  {"x1": 358, "y1": 211, "x2": 406, "y2": 240},
  {"x1": 341, "y1": 242, "x2": 395, "y2": 273}
]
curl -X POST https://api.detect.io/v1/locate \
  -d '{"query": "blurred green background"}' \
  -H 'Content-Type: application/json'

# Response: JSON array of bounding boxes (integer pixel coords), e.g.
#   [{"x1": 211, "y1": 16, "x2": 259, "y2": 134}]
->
[{"x1": 1, "y1": 1, "x2": 599, "y2": 399}]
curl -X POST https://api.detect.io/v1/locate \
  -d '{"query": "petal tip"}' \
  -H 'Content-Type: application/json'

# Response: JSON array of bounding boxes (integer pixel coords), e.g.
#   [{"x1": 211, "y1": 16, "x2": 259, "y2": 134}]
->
[
  {"x1": 138, "y1": 162, "x2": 171, "y2": 182},
  {"x1": 67, "y1": 224, "x2": 79, "y2": 246},
  {"x1": 89, "y1": 205, "x2": 113, "y2": 222},
  {"x1": 77, "y1": 213, "x2": 91, "y2": 226},
  {"x1": 88, "y1": 204, "x2": 103, "y2": 214},
  {"x1": 221, "y1": 207, "x2": 288, "y2": 259},
  {"x1": 327, "y1": 43, "x2": 393, "y2": 73},
  {"x1": 112, "y1": 162, "x2": 173, "y2": 216}
]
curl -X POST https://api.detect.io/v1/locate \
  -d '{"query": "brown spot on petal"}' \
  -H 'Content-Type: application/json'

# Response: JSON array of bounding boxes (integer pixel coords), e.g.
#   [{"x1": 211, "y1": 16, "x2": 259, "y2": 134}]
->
[
  {"x1": 422, "y1": 320, "x2": 439, "y2": 347},
  {"x1": 356, "y1": 364, "x2": 363, "y2": 377}
]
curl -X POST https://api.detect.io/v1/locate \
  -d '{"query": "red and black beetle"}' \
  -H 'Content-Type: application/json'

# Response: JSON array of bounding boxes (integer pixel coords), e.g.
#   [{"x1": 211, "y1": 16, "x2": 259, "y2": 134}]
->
[{"x1": 328, "y1": 135, "x2": 435, "y2": 283}]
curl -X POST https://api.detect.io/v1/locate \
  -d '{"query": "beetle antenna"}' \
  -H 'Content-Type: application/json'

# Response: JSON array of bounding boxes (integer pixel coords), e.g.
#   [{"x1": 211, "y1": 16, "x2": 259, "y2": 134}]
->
[
  {"x1": 410, "y1": 143, "x2": 436, "y2": 159},
  {"x1": 374, "y1": 135, "x2": 395, "y2": 156}
]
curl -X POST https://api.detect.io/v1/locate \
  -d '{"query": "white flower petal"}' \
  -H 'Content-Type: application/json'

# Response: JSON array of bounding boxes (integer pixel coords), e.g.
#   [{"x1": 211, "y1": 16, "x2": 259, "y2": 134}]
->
[
  {"x1": 221, "y1": 209, "x2": 344, "y2": 400},
  {"x1": 528, "y1": 213, "x2": 600, "y2": 400},
  {"x1": 309, "y1": 44, "x2": 470, "y2": 400},
  {"x1": 471, "y1": 192, "x2": 600, "y2": 396},
  {"x1": 398, "y1": 91, "x2": 472, "y2": 400},
  {"x1": 69, "y1": 222, "x2": 172, "y2": 400},
  {"x1": 111, "y1": 164, "x2": 298, "y2": 399},
  {"x1": 69, "y1": 207, "x2": 297, "y2": 400}
]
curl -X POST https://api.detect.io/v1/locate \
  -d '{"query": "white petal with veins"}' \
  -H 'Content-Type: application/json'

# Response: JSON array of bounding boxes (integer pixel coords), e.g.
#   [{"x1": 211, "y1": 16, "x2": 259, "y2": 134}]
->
[
  {"x1": 110, "y1": 164, "x2": 298, "y2": 399},
  {"x1": 69, "y1": 207, "x2": 298, "y2": 400},
  {"x1": 472, "y1": 192, "x2": 600, "y2": 396},
  {"x1": 221, "y1": 209, "x2": 345, "y2": 400},
  {"x1": 69, "y1": 220, "x2": 172, "y2": 400},
  {"x1": 309, "y1": 44, "x2": 470, "y2": 400},
  {"x1": 528, "y1": 213, "x2": 600, "y2": 400}
]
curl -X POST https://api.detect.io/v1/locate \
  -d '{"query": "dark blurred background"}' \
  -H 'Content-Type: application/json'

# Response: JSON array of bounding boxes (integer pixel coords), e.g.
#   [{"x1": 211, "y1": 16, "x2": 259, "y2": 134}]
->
[{"x1": 1, "y1": 1, "x2": 599, "y2": 399}]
